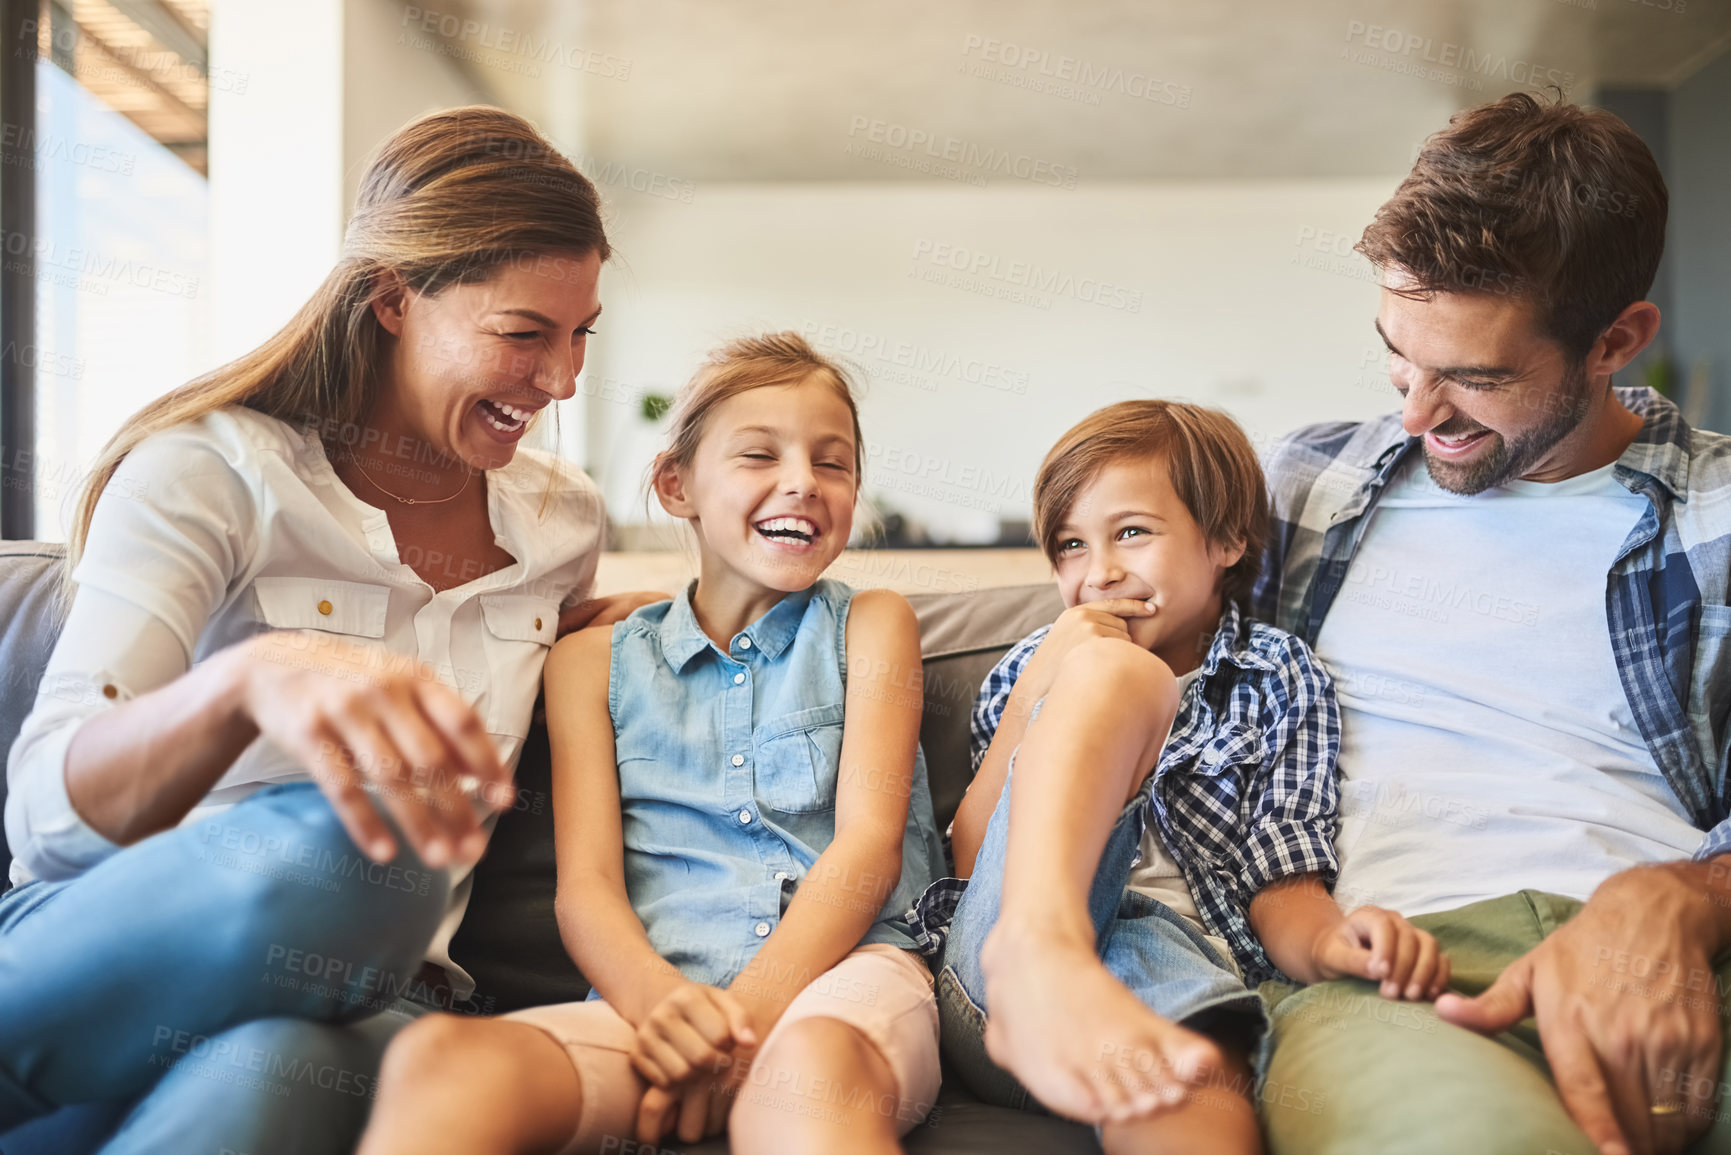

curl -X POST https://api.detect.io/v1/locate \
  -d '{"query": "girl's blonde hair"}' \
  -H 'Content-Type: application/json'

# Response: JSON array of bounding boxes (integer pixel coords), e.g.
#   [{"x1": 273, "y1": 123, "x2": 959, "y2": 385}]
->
[
  {"x1": 65, "y1": 105, "x2": 610, "y2": 595},
  {"x1": 648, "y1": 332, "x2": 866, "y2": 504}
]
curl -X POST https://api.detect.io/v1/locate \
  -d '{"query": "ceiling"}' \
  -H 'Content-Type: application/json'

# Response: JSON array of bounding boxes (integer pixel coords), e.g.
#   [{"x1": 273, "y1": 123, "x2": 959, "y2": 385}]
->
[
  {"x1": 40, "y1": 0, "x2": 209, "y2": 172},
  {"x1": 419, "y1": 0, "x2": 1731, "y2": 181}
]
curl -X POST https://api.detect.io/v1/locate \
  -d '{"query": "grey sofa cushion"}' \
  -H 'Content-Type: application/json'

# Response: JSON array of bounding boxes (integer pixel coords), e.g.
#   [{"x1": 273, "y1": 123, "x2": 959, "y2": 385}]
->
[
  {"x1": 0, "y1": 550, "x2": 1095, "y2": 1153},
  {"x1": 0, "y1": 542, "x2": 71, "y2": 884}
]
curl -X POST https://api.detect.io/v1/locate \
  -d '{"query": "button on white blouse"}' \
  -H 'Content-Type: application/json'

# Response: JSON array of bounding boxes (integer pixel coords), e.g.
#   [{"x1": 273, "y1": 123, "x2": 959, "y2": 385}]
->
[{"x1": 4, "y1": 406, "x2": 605, "y2": 997}]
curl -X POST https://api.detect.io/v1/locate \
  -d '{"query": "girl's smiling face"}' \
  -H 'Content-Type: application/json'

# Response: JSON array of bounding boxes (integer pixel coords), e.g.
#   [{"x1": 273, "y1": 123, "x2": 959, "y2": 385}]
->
[{"x1": 657, "y1": 375, "x2": 859, "y2": 595}]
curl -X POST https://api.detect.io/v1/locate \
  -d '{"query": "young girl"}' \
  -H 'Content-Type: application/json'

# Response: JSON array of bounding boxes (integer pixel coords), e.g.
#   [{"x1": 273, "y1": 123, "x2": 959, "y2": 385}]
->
[{"x1": 360, "y1": 333, "x2": 946, "y2": 1155}]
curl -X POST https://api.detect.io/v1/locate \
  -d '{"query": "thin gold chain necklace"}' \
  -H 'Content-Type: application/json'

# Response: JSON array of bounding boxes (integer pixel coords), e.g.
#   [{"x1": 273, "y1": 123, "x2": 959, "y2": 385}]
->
[{"x1": 341, "y1": 450, "x2": 475, "y2": 507}]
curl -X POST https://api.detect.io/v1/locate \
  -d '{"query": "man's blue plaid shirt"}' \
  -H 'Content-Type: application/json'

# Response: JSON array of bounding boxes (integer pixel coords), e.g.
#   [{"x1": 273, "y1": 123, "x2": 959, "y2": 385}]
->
[
  {"x1": 1252, "y1": 386, "x2": 1731, "y2": 859},
  {"x1": 907, "y1": 601, "x2": 1341, "y2": 985}
]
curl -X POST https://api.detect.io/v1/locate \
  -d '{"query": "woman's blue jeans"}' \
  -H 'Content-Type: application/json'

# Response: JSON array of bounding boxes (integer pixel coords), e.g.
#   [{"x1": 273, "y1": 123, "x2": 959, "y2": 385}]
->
[{"x1": 0, "y1": 783, "x2": 452, "y2": 1154}]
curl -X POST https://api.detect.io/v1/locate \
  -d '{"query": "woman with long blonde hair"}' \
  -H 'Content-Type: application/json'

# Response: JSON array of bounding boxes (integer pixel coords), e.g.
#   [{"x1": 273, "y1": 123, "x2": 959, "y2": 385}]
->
[{"x1": 0, "y1": 106, "x2": 650, "y2": 1154}]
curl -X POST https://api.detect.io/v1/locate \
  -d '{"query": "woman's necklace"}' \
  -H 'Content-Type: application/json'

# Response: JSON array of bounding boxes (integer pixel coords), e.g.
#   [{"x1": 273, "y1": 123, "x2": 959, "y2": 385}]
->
[{"x1": 340, "y1": 450, "x2": 475, "y2": 507}]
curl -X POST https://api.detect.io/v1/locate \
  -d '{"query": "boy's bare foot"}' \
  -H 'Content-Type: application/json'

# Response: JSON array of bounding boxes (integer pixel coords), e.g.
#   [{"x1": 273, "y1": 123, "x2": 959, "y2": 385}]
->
[{"x1": 980, "y1": 920, "x2": 1224, "y2": 1126}]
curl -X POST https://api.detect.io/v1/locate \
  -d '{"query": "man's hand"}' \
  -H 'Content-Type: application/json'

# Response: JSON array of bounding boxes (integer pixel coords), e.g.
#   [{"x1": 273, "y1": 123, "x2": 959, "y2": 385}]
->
[
  {"x1": 1437, "y1": 862, "x2": 1731, "y2": 1155},
  {"x1": 1311, "y1": 905, "x2": 1450, "y2": 1000}
]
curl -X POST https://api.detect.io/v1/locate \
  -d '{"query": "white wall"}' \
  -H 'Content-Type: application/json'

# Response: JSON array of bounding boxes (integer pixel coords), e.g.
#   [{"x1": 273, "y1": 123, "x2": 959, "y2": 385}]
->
[
  {"x1": 342, "y1": 0, "x2": 490, "y2": 217},
  {"x1": 208, "y1": 0, "x2": 486, "y2": 364},
  {"x1": 208, "y1": 0, "x2": 345, "y2": 362},
  {"x1": 576, "y1": 179, "x2": 1405, "y2": 543}
]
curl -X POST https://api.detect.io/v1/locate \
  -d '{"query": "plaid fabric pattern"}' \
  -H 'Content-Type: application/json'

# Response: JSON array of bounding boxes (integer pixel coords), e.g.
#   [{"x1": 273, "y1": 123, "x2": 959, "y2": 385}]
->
[
  {"x1": 907, "y1": 602, "x2": 1341, "y2": 985},
  {"x1": 1251, "y1": 386, "x2": 1731, "y2": 857}
]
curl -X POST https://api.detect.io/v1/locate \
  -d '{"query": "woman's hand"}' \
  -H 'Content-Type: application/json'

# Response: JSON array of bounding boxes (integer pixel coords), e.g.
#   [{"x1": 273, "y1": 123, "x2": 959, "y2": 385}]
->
[
  {"x1": 236, "y1": 629, "x2": 515, "y2": 867},
  {"x1": 629, "y1": 979, "x2": 758, "y2": 1091},
  {"x1": 557, "y1": 590, "x2": 671, "y2": 637},
  {"x1": 1313, "y1": 905, "x2": 1451, "y2": 1000},
  {"x1": 1017, "y1": 599, "x2": 1159, "y2": 704}
]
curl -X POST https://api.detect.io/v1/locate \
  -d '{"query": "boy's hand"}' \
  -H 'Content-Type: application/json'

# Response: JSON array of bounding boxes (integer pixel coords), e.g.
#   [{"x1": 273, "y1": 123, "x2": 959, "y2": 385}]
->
[
  {"x1": 629, "y1": 980, "x2": 758, "y2": 1090},
  {"x1": 1019, "y1": 599, "x2": 1159, "y2": 703},
  {"x1": 1312, "y1": 905, "x2": 1451, "y2": 1000}
]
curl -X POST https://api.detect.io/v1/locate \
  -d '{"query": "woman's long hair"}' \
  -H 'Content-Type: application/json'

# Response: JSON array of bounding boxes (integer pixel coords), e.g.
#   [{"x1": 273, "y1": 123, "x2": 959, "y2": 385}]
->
[{"x1": 63, "y1": 105, "x2": 610, "y2": 592}]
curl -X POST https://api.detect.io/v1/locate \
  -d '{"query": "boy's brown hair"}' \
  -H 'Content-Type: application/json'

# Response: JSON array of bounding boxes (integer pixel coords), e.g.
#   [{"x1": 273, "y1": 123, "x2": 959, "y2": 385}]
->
[
  {"x1": 1356, "y1": 91, "x2": 1666, "y2": 363},
  {"x1": 1032, "y1": 400, "x2": 1269, "y2": 609}
]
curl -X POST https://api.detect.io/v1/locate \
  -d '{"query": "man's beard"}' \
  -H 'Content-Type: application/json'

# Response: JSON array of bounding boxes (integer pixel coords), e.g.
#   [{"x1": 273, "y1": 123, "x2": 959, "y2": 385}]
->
[{"x1": 1422, "y1": 364, "x2": 1593, "y2": 495}]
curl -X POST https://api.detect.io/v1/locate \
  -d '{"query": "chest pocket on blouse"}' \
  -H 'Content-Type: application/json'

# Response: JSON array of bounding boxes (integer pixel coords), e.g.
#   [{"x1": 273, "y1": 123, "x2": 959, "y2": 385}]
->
[
  {"x1": 754, "y1": 702, "x2": 845, "y2": 814},
  {"x1": 479, "y1": 593, "x2": 561, "y2": 738},
  {"x1": 254, "y1": 577, "x2": 389, "y2": 637}
]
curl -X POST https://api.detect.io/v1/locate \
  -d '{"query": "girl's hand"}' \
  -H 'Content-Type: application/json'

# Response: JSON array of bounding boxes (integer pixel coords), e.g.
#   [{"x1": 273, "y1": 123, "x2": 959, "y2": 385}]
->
[
  {"x1": 636, "y1": 1059, "x2": 749, "y2": 1147},
  {"x1": 1018, "y1": 599, "x2": 1159, "y2": 703},
  {"x1": 1312, "y1": 905, "x2": 1452, "y2": 1001},
  {"x1": 629, "y1": 980, "x2": 759, "y2": 1090},
  {"x1": 236, "y1": 630, "x2": 514, "y2": 868}
]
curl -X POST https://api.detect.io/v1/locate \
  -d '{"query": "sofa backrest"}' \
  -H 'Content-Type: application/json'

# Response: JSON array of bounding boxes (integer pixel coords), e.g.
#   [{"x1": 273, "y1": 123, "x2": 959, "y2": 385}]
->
[
  {"x1": 904, "y1": 582, "x2": 1065, "y2": 827},
  {"x1": 0, "y1": 542, "x2": 72, "y2": 885},
  {"x1": 0, "y1": 545, "x2": 1061, "y2": 900}
]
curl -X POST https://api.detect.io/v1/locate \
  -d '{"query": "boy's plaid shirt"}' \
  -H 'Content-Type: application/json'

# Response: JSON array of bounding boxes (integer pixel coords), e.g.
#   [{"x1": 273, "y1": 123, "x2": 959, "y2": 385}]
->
[
  {"x1": 907, "y1": 602, "x2": 1341, "y2": 985},
  {"x1": 1251, "y1": 386, "x2": 1731, "y2": 858}
]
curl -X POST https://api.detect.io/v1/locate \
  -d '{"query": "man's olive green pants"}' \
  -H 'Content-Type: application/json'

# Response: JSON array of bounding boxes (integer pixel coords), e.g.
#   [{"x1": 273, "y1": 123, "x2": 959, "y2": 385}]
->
[{"x1": 1260, "y1": 891, "x2": 1731, "y2": 1154}]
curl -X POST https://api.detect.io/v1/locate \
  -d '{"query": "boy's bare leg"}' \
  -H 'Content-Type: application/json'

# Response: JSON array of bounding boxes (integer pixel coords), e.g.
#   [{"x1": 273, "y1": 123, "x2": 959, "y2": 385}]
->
[
  {"x1": 729, "y1": 1017, "x2": 902, "y2": 1155},
  {"x1": 1099, "y1": 1048, "x2": 1262, "y2": 1155},
  {"x1": 359, "y1": 1015, "x2": 583, "y2": 1155},
  {"x1": 979, "y1": 638, "x2": 1224, "y2": 1123}
]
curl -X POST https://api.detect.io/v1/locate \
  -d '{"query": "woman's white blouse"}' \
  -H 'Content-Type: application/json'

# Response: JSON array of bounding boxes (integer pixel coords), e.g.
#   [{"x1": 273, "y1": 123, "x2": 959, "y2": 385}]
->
[{"x1": 5, "y1": 406, "x2": 604, "y2": 995}]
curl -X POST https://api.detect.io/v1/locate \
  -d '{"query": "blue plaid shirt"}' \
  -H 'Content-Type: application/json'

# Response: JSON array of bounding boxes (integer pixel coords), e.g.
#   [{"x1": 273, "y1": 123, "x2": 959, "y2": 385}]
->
[
  {"x1": 908, "y1": 602, "x2": 1341, "y2": 984},
  {"x1": 1252, "y1": 386, "x2": 1731, "y2": 860}
]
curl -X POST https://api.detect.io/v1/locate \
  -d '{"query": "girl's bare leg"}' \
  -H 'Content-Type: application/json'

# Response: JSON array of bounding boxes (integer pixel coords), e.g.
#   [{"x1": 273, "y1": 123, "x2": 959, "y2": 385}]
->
[
  {"x1": 359, "y1": 1015, "x2": 583, "y2": 1155},
  {"x1": 729, "y1": 1017, "x2": 903, "y2": 1155}
]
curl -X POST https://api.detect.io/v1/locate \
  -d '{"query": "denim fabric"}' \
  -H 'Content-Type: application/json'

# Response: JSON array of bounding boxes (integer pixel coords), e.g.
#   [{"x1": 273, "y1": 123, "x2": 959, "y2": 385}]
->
[
  {"x1": 0, "y1": 782, "x2": 450, "y2": 1152},
  {"x1": 936, "y1": 766, "x2": 1264, "y2": 1112},
  {"x1": 608, "y1": 578, "x2": 945, "y2": 989}
]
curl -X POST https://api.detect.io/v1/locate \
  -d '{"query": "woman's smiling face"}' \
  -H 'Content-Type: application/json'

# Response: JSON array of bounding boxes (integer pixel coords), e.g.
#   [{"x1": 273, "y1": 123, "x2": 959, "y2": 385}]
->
[
  {"x1": 373, "y1": 249, "x2": 603, "y2": 471},
  {"x1": 661, "y1": 376, "x2": 860, "y2": 594}
]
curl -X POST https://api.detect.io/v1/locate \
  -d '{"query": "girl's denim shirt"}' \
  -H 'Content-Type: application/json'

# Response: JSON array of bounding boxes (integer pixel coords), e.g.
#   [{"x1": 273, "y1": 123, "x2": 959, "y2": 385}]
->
[{"x1": 606, "y1": 577, "x2": 944, "y2": 988}]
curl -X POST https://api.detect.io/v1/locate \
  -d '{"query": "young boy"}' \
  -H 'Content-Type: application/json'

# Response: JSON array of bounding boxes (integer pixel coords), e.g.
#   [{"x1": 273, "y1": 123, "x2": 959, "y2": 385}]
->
[{"x1": 908, "y1": 401, "x2": 1449, "y2": 1154}]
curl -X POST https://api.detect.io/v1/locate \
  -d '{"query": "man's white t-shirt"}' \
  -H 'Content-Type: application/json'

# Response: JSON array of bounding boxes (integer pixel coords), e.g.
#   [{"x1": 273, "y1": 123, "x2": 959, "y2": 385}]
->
[{"x1": 1319, "y1": 457, "x2": 1705, "y2": 917}]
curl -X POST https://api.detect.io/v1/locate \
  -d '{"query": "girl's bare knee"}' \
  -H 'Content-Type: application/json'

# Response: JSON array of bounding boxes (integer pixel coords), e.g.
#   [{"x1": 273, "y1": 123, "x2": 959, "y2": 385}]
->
[
  {"x1": 735, "y1": 1016, "x2": 893, "y2": 1124},
  {"x1": 379, "y1": 1015, "x2": 526, "y2": 1096}
]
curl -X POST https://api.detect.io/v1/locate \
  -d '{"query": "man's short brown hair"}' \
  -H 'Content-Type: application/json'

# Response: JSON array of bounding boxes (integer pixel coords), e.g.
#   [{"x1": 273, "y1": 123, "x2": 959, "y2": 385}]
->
[
  {"x1": 1032, "y1": 400, "x2": 1269, "y2": 609},
  {"x1": 1357, "y1": 92, "x2": 1666, "y2": 362}
]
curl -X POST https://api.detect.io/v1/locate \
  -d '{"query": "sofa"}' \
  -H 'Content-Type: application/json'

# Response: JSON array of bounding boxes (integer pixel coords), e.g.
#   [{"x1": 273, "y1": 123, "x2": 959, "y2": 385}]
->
[{"x1": 0, "y1": 540, "x2": 1102, "y2": 1153}]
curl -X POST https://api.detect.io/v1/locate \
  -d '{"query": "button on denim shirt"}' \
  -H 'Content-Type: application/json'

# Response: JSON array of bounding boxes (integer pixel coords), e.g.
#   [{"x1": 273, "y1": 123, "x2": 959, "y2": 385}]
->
[{"x1": 607, "y1": 577, "x2": 944, "y2": 989}]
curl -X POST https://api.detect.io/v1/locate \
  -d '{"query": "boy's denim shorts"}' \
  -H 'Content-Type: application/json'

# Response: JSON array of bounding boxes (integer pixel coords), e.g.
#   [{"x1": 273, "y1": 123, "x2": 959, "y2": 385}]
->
[{"x1": 926, "y1": 761, "x2": 1266, "y2": 1112}]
